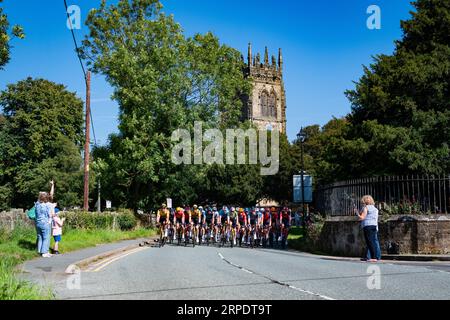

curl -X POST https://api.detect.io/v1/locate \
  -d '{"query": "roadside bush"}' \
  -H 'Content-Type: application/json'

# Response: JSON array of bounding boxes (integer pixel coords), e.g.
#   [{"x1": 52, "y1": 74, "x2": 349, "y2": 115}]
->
[
  {"x1": 60, "y1": 211, "x2": 138, "y2": 231},
  {"x1": 288, "y1": 215, "x2": 325, "y2": 253},
  {"x1": 305, "y1": 215, "x2": 325, "y2": 247},
  {"x1": 117, "y1": 212, "x2": 137, "y2": 231}
]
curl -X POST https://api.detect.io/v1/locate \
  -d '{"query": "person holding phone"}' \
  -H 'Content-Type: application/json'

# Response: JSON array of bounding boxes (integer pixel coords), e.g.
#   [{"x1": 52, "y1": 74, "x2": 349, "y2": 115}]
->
[{"x1": 356, "y1": 195, "x2": 381, "y2": 262}]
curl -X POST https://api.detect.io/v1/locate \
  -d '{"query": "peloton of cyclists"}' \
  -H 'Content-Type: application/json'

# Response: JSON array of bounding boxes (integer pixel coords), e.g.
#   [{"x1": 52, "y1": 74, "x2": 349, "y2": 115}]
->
[{"x1": 156, "y1": 204, "x2": 291, "y2": 248}]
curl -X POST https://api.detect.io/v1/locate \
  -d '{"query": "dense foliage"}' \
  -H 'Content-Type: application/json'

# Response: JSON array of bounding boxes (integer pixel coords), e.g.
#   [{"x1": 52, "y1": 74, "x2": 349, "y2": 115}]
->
[
  {"x1": 0, "y1": 0, "x2": 24, "y2": 69},
  {"x1": 2, "y1": 0, "x2": 448, "y2": 209},
  {"x1": 0, "y1": 78, "x2": 85, "y2": 210},
  {"x1": 82, "y1": 0, "x2": 257, "y2": 210}
]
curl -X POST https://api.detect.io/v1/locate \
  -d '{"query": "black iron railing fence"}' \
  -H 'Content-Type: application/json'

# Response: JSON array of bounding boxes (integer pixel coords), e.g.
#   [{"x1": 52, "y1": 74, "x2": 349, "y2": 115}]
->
[{"x1": 314, "y1": 175, "x2": 450, "y2": 216}]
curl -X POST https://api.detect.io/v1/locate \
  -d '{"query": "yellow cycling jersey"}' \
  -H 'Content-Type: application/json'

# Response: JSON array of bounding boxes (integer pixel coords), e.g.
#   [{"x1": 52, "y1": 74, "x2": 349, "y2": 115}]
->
[
  {"x1": 191, "y1": 209, "x2": 202, "y2": 218},
  {"x1": 158, "y1": 209, "x2": 170, "y2": 219}
]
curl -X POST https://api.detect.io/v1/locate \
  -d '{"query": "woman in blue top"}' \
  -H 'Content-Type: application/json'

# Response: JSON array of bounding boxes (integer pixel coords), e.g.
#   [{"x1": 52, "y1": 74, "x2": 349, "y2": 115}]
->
[
  {"x1": 35, "y1": 181, "x2": 55, "y2": 258},
  {"x1": 357, "y1": 195, "x2": 381, "y2": 262}
]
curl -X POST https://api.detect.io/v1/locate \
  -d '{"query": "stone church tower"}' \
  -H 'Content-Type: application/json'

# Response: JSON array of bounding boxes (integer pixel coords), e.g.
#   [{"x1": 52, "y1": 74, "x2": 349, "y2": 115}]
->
[{"x1": 242, "y1": 44, "x2": 287, "y2": 133}]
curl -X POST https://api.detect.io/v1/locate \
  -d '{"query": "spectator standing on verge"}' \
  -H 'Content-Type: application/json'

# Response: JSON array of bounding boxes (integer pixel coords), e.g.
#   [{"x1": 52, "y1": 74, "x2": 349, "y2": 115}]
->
[{"x1": 356, "y1": 195, "x2": 381, "y2": 262}]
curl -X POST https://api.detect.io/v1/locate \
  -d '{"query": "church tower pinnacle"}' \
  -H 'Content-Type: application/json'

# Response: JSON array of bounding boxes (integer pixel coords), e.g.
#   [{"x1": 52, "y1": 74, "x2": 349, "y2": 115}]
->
[{"x1": 242, "y1": 44, "x2": 287, "y2": 134}]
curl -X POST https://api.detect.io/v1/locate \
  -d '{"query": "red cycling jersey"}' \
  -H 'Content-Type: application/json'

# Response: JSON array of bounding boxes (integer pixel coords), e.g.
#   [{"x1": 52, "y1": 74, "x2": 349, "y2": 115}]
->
[
  {"x1": 271, "y1": 212, "x2": 280, "y2": 220},
  {"x1": 175, "y1": 211, "x2": 184, "y2": 219},
  {"x1": 281, "y1": 212, "x2": 290, "y2": 219},
  {"x1": 263, "y1": 212, "x2": 271, "y2": 221}
]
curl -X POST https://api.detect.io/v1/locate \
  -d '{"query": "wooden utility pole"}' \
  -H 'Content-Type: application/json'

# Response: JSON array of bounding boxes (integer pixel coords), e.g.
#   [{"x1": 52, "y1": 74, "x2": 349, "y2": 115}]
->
[{"x1": 83, "y1": 71, "x2": 91, "y2": 211}]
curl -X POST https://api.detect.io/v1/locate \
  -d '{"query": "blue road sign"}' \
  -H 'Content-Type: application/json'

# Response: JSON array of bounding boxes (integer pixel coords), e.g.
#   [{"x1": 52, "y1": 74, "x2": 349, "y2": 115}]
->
[{"x1": 293, "y1": 175, "x2": 313, "y2": 203}]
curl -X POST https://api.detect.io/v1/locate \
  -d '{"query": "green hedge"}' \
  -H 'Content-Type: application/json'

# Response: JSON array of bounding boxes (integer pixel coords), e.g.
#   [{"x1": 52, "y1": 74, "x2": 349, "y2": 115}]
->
[{"x1": 60, "y1": 210, "x2": 138, "y2": 231}]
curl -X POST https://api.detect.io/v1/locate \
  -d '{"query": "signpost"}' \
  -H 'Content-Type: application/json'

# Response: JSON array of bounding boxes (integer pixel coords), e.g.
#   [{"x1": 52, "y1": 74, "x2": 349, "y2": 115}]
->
[
  {"x1": 294, "y1": 174, "x2": 313, "y2": 228},
  {"x1": 293, "y1": 175, "x2": 313, "y2": 203},
  {"x1": 167, "y1": 198, "x2": 173, "y2": 209}
]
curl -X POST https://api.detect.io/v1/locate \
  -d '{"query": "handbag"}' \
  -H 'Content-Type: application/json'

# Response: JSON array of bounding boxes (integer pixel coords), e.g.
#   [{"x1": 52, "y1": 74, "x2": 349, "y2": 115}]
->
[{"x1": 27, "y1": 206, "x2": 36, "y2": 220}]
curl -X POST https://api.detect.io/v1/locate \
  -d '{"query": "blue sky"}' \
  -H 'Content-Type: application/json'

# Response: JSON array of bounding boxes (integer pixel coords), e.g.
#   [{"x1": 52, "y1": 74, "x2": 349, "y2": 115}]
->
[{"x1": 0, "y1": 0, "x2": 414, "y2": 145}]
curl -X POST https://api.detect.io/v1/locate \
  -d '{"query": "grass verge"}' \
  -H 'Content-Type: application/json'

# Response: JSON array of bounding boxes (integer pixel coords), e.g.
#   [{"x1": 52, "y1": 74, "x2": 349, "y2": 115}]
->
[
  {"x1": 287, "y1": 226, "x2": 306, "y2": 251},
  {"x1": 0, "y1": 224, "x2": 156, "y2": 300}
]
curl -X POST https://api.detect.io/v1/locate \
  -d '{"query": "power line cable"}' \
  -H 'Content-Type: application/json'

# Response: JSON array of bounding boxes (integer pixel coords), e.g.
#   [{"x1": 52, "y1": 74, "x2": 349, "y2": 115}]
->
[{"x1": 63, "y1": 0, "x2": 97, "y2": 147}]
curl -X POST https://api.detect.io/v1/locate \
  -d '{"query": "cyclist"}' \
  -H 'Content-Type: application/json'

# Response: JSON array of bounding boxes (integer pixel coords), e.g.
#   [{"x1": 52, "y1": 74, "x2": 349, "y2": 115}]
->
[
  {"x1": 236, "y1": 208, "x2": 247, "y2": 246},
  {"x1": 280, "y1": 207, "x2": 291, "y2": 244},
  {"x1": 219, "y1": 206, "x2": 229, "y2": 220},
  {"x1": 237, "y1": 208, "x2": 247, "y2": 228},
  {"x1": 191, "y1": 205, "x2": 202, "y2": 244},
  {"x1": 156, "y1": 203, "x2": 170, "y2": 241},
  {"x1": 174, "y1": 207, "x2": 185, "y2": 241},
  {"x1": 217, "y1": 206, "x2": 229, "y2": 243},
  {"x1": 228, "y1": 207, "x2": 238, "y2": 246},
  {"x1": 258, "y1": 208, "x2": 265, "y2": 227},
  {"x1": 271, "y1": 207, "x2": 280, "y2": 227},
  {"x1": 261, "y1": 208, "x2": 272, "y2": 245},
  {"x1": 212, "y1": 207, "x2": 221, "y2": 242},
  {"x1": 171, "y1": 207, "x2": 178, "y2": 240},
  {"x1": 203, "y1": 208, "x2": 215, "y2": 242},
  {"x1": 184, "y1": 206, "x2": 192, "y2": 242},
  {"x1": 248, "y1": 208, "x2": 259, "y2": 245}
]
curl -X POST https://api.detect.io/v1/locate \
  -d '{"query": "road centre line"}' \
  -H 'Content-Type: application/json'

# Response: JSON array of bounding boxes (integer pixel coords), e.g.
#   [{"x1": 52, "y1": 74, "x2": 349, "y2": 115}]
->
[{"x1": 217, "y1": 252, "x2": 336, "y2": 300}]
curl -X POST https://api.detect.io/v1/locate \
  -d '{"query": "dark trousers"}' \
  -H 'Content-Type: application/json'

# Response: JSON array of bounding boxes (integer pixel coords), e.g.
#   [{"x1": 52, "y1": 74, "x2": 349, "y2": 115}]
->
[{"x1": 363, "y1": 226, "x2": 381, "y2": 260}]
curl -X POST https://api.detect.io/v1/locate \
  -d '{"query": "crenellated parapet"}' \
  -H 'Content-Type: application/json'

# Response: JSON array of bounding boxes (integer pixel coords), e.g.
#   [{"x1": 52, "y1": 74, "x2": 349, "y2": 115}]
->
[{"x1": 242, "y1": 43, "x2": 287, "y2": 134}]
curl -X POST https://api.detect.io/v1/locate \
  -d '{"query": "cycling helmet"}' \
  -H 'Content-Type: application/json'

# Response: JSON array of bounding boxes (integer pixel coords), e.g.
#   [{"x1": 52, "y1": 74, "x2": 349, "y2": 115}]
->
[
  {"x1": 271, "y1": 207, "x2": 277, "y2": 212},
  {"x1": 199, "y1": 206, "x2": 203, "y2": 210},
  {"x1": 213, "y1": 207, "x2": 217, "y2": 211},
  {"x1": 231, "y1": 207, "x2": 236, "y2": 212},
  {"x1": 239, "y1": 208, "x2": 244, "y2": 213},
  {"x1": 162, "y1": 203, "x2": 167, "y2": 208},
  {"x1": 193, "y1": 205, "x2": 198, "y2": 209},
  {"x1": 260, "y1": 208, "x2": 265, "y2": 213}
]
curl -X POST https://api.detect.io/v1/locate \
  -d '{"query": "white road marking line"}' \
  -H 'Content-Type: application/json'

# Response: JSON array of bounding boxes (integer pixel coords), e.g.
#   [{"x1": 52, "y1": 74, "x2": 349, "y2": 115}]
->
[
  {"x1": 85, "y1": 249, "x2": 142, "y2": 272},
  {"x1": 241, "y1": 268, "x2": 253, "y2": 274},
  {"x1": 92, "y1": 247, "x2": 148, "y2": 272},
  {"x1": 217, "y1": 252, "x2": 336, "y2": 300},
  {"x1": 288, "y1": 285, "x2": 335, "y2": 300}
]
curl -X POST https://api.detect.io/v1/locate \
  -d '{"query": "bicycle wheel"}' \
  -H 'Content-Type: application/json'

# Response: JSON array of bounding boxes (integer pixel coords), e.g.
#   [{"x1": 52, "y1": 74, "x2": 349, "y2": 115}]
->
[
  {"x1": 184, "y1": 227, "x2": 189, "y2": 247},
  {"x1": 159, "y1": 227, "x2": 164, "y2": 248}
]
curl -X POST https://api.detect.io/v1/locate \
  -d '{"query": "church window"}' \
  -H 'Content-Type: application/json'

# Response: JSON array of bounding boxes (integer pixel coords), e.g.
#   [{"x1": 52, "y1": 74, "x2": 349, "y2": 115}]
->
[
  {"x1": 269, "y1": 92, "x2": 277, "y2": 118},
  {"x1": 261, "y1": 91, "x2": 269, "y2": 117}
]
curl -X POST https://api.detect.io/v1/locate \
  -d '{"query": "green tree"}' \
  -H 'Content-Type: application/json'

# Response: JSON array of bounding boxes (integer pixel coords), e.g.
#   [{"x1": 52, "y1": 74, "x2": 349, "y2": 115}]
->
[
  {"x1": 345, "y1": 0, "x2": 450, "y2": 176},
  {"x1": 82, "y1": 0, "x2": 251, "y2": 210},
  {"x1": 0, "y1": 78, "x2": 84, "y2": 209},
  {"x1": 263, "y1": 134, "x2": 297, "y2": 204},
  {"x1": 0, "y1": 0, "x2": 24, "y2": 69}
]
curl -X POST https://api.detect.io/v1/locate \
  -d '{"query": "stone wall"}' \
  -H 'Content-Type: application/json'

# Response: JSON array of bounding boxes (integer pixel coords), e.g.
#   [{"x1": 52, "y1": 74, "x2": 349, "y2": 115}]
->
[
  {"x1": 0, "y1": 209, "x2": 34, "y2": 230},
  {"x1": 319, "y1": 215, "x2": 450, "y2": 257}
]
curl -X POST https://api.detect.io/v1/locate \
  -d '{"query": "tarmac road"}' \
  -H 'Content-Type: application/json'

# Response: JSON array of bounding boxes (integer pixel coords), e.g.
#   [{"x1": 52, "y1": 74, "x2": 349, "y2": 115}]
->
[{"x1": 44, "y1": 243, "x2": 450, "y2": 300}]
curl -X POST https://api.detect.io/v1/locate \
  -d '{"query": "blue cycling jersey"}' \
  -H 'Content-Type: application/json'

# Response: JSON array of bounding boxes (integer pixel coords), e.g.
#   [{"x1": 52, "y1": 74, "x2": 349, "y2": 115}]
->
[{"x1": 219, "y1": 209, "x2": 229, "y2": 217}]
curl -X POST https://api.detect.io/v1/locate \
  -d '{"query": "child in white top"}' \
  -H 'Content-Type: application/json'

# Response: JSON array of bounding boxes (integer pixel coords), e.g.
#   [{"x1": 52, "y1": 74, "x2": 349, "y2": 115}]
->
[{"x1": 51, "y1": 206, "x2": 65, "y2": 255}]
